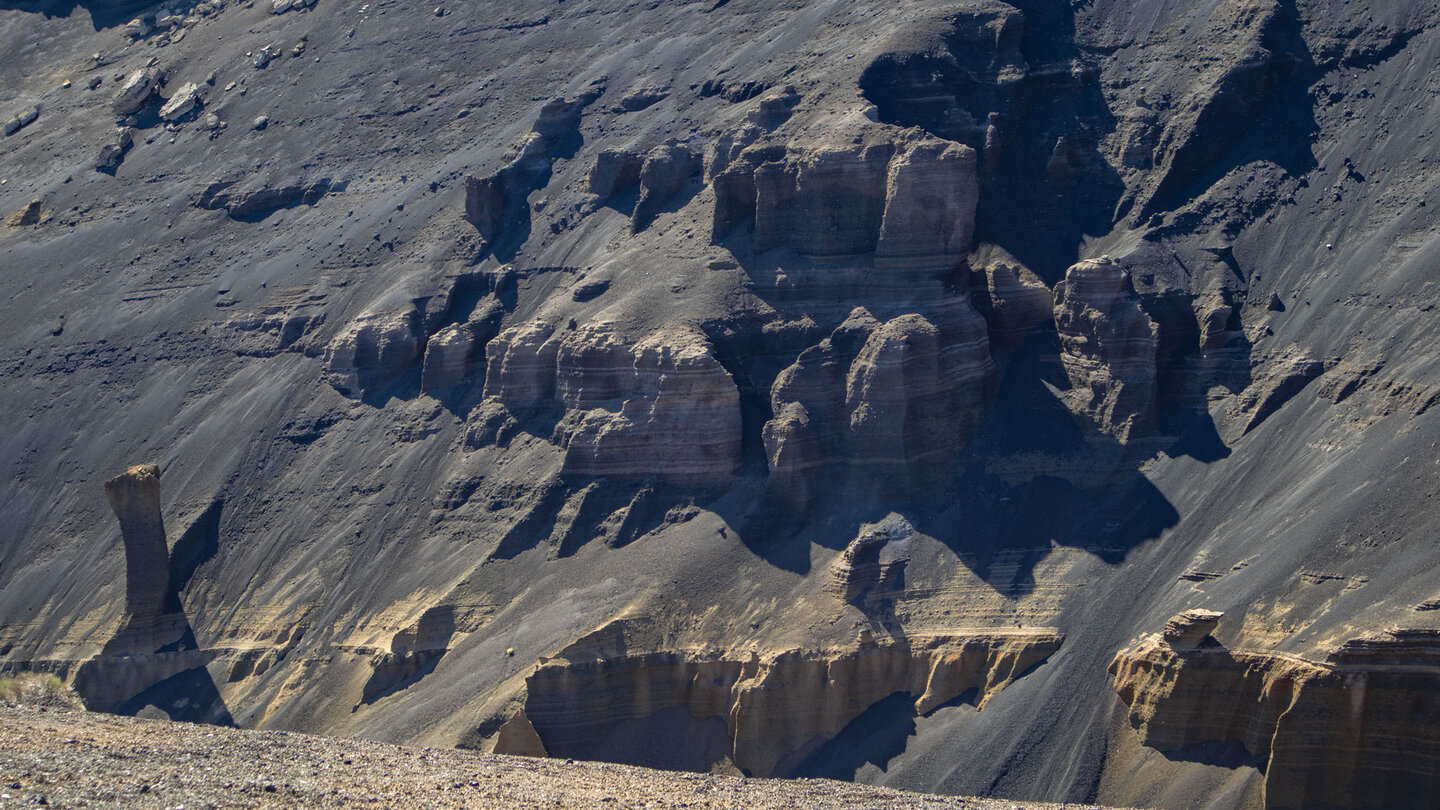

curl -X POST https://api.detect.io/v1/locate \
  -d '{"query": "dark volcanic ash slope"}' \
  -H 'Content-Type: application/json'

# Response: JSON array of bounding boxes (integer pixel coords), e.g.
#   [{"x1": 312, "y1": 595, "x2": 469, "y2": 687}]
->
[{"x1": 2, "y1": 0, "x2": 1440, "y2": 808}]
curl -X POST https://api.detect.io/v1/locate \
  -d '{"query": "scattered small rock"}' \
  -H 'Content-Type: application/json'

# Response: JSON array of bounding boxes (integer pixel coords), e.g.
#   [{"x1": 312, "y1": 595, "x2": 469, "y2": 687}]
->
[{"x1": 252, "y1": 115, "x2": 270, "y2": 130}]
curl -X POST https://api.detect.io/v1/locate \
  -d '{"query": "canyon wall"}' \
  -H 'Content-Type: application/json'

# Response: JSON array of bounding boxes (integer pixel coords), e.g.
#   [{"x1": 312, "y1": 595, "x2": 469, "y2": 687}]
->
[{"x1": 3, "y1": 0, "x2": 1440, "y2": 808}]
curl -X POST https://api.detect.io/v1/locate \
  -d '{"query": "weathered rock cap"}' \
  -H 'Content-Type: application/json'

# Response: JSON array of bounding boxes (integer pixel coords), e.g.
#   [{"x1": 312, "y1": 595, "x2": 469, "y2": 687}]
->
[
  {"x1": 1160, "y1": 608, "x2": 1223, "y2": 649},
  {"x1": 103, "y1": 463, "x2": 161, "y2": 514}
]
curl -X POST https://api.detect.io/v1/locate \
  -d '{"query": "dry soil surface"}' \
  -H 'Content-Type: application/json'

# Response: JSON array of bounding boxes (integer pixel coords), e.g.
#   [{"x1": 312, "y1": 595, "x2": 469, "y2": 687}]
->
[{"x1": 0, "y1": 705, "x2": 1122, "y2": 809}]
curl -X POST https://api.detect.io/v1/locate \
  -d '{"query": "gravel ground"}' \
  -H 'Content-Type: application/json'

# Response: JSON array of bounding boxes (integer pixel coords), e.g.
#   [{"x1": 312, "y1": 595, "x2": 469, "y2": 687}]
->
[{"x1": 0, "y1": 705, "x2": 1123, "y2": 809}]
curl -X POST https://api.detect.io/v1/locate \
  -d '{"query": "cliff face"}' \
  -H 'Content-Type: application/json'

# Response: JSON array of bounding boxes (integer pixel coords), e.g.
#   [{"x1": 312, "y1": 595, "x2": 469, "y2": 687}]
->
[
  {"x1": 4, "y1": 0, "x2": 1440, "y2": 807},
  {"x1": 1110, "y1": 613, "x2": 1440, "y2": 810},
  {"x1": 502, "y1": 621, "x2": 1062, "y2": 778}
]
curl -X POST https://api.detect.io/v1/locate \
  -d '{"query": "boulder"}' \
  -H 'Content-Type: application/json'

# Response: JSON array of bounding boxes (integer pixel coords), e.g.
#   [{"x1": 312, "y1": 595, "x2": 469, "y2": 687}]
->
[
  {"x1": 111, "y1": 70, "x2": 154, "y2": 116},
  {"x1": 95, "y1": 127, "x2": 135, "y2": 172},
  {"x1": 158, "y1": 82, "x2": 201, "y2": 121}
]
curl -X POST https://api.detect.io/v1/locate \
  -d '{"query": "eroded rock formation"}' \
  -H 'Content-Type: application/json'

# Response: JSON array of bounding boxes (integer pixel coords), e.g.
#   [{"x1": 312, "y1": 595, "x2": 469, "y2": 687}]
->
[
  {"x1": 713, "y1": 130, "x2": 977, "y2": 268},
  {"x1": 765, "y1": 300, "x2": 993, "y2": 506},
  {"x1": 1111, "y1": 614, "x2": 1440, "y2": 809},
  {"x1": 1053, "y1": 257, "x2": 1159, "y2": 442},
  {"x1": 323, "y1": 307, "x2": 424, "y2": 396},
  {"x1": 500, "y1": 622, "x2": 1062, "y2": 778},
  {"x1": 465, "y1": 90, "x2": 602, "y2": 247},
  {"x1": 103, "y1": 465, "x2": 170, "y2": 618},
  {"x1": 476, "y1": 320, "x2": 742, "y2": 487}
]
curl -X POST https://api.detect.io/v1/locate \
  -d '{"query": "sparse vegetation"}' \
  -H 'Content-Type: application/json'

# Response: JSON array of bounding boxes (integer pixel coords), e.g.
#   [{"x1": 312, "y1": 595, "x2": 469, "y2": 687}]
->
[{"x1": 0, "y1": 671, "x2": 84, "y2": 709}]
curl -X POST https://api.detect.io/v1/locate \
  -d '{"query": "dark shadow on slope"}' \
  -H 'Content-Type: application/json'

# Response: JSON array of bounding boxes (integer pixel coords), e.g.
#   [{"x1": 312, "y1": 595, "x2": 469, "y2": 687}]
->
[
  {"x1": 788, "y1": 691, "x2": 920, "y2": 780},
  {"x1": 0, "y1": 0, "x2": 151, "y2": 29},
  {"x1": 111, "y1": 665, "x2": 235, "y2": 725},
  {"x1": 164, "y1": 498, "x2": 222, "y2": 614},
  {"x1": 72, "y1": 608, "x2": 234, "y2": 726}
]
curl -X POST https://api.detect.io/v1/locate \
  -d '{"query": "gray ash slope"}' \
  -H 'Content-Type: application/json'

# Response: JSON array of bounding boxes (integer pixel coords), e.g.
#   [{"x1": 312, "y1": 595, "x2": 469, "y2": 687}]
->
[{"x1": 2, "y1": 0, "x2": 1440, "y2": 808}]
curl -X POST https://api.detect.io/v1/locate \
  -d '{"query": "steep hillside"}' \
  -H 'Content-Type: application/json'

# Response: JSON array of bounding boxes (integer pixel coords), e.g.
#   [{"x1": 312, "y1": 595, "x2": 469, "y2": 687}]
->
[{"x1": 2, "y1": 0, "x2": 1439, "y2": 808}]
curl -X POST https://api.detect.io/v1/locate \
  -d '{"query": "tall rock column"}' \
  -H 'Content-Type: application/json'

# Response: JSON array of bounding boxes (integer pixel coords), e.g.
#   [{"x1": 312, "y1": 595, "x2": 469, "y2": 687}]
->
[{"x1": 103, "y1": 464, "x2": 170, "y2": 618}]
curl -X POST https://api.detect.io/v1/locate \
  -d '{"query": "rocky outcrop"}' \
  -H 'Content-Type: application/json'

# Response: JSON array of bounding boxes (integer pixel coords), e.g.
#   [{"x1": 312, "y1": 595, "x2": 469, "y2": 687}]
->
[
  {"x1": 1231, "y1": 347, "x2": 1330, "y2": 435},
  {"x1": 1159, "y1": 608, "x2": 1223, "y2": 649},
  {"x1": 976, "y1": 249, "x2": 1052, "y2": 348},
  {"x1": 465, "y1": 90, "x2": 602, "y2": 246},
  {"x1": 874, "y1": 138, "x2": 977, "y2": 269},
  {"x1": 559, "y1": 326, "x2": 742, "y2": 486},
  {"x1": 502, "y1": 623, "x2": 1063, "y2": 778},
  {"x1": 765, "y1": 301, "x2": 993, "y2": 506},
  {"x1": 323, "y1": 307, "x2": 424, "y2": 396},
  {"x1": 585, "y1": 141, "x2": 700, "y2": 231},
  {"x1": 103, "y1": 465, "x2": 170, "y2": 618},
  {"x1": 420, "y1": 302, "x2": 503, "y2": 394},
  {"x1": 830, "y1": 514, "x2": 913, "y2": 607},
  {"x1": 193, "y1": 177, "x2": 338, "y2": 220},
  {"x1": 1111, "y1": 615, "x2": 1440, "y2": 809},
  {"x1": 844, "y1": 310, "x2": 991, "y2": 492},
  {"x1": 632, "y1": 142, "x2": 700, "y2": 232},
  {"x1": 712, "y1": 131, "x2": 977, "y2": 268},
  {"x1": 479, "y1": 320, "x2": 560, "y2": 412},
  {"x1": 220, "y1": 299, "x2": 327, "y2": 358},
  {"x1": 476, "y1": 320, "x2": 742, "y2": 487},
  {"x1": 1053, "y1": 257, "x2": 1159, "y2": 442},
  {"x1": 586, "y1": 148, "x2": 644, "y2": 204}
]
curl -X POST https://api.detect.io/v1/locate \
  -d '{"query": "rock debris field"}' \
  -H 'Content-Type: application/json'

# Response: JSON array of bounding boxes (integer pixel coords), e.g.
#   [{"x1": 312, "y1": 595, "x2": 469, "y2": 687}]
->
[{"x1": 0, "y1": 706, "x2": 1120, "y2": 809}]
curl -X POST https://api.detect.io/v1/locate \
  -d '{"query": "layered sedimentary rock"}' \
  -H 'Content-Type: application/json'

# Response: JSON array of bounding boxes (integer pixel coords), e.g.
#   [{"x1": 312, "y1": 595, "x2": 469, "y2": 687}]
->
[
  {"x1": 830, "y1": 514, "x2": 914, "y2": 606},
  {"x1": 714, "y1": 131, "x2": 977, "y2": 267},
  {"x1": 323, "y1": 307, "x2": 424, "y2": 396},
  {"x1": 977, "y1": 249, "x2": 1052, "y2": 348},
  {"x1": 1053, "y1": 257, "x2": 1159, "y2": 442},
  {"x1": 477, "y1": 320, "x2": 742, "y2": 487},
  {"x1": 765, "y1": 301, "x2": 993, "y2": 505},
  {"x1": 1111, "y1": 614, "x2": 1440, "y2": 809},
  {"x1": 480, "y1": 319, "x2": 561, "y2": 411},
  {"x1": 103, "y1": 465, "x2": 170, "y2": 618},
  {"x1": 420, "y1": 302, "x2": 503, "y2": 393},
  {"x1": 502, "y1": 624, "x2": 1063, "y2": 778},
  {"x1": 874, "y1": 138, "x2": 978, "y2": 269}
]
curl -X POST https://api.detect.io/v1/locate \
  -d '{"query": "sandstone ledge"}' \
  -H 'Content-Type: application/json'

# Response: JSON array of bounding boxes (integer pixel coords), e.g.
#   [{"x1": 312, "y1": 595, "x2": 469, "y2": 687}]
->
[{"x1": 0, "y1": 705, "x2": 1122, "y2": 809}]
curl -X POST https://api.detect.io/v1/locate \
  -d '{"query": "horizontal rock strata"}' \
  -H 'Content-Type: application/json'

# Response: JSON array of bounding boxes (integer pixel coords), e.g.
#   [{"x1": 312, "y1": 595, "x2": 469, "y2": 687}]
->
[
  {"x1": 1053, "y1": 257, "x2": 1159, "y2": 442},
  {"x1": 503, "y1": 627, "x2": 1063, "y2": 778},
  {"x1": 477, "y1": 320, "x2": 741, "y2": 487},
  {"x1": 1110, "y1": 614, "x2": 1440, "y2": 809}
]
